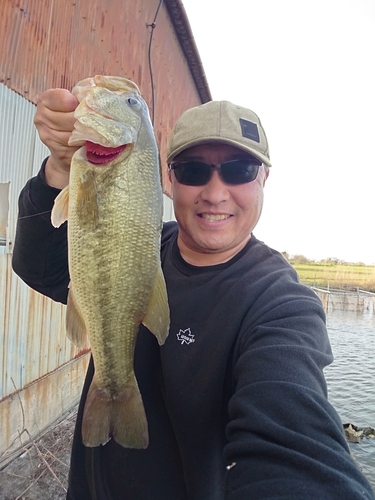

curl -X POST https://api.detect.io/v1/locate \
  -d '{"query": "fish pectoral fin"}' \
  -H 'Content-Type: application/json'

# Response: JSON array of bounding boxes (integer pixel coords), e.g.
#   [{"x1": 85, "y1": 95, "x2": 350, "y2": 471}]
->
[
  {"x1": 82, "y1": 375, "x2": 148, "y2": 449},
  {"x1": 51, "y1": 185, "x2": 69, "y2": 228},
  {"x1": 142, "y1": 267, "x2": 170, "y2": 345},
  {"x1": 66, "y1": 286, "x2": 88, "y2": 348}
]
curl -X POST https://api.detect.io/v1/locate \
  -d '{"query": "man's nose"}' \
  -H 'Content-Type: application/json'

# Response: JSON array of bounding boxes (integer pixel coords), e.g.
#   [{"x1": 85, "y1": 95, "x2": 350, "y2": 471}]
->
[{"x1": 200, "y1": 169, "x2": 230, "y2": 204}]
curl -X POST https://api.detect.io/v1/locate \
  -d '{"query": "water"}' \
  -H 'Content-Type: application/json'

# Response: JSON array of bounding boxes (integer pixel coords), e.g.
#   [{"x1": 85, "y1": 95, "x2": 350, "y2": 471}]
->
[{"x1": 325, "y1": 310, "x2": 375, "y2": 489}]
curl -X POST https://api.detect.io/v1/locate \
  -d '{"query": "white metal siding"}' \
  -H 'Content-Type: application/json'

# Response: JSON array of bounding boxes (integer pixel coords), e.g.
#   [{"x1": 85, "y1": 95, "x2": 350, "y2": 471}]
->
[
  {"x1": 163, "y1": 193, "x2": 175, "y2": 223},
  {"x1": 0, "y1": 83, "x2": 49, "y2": 253},
  {"x1": 0, "y1": 85, "x2": 85, "y2": 402}
]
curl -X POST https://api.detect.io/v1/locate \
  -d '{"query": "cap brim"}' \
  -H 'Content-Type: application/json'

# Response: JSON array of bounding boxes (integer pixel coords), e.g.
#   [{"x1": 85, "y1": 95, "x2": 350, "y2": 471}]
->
[{"x1": 167, "y1": 137, "x2": 272, "y2": 167}]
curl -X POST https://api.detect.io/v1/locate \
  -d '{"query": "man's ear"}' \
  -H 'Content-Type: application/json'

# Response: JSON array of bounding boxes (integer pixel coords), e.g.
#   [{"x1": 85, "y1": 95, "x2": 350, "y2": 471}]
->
[{"x1": 263, "y1": 166, "x2": 270, "y2": 186}]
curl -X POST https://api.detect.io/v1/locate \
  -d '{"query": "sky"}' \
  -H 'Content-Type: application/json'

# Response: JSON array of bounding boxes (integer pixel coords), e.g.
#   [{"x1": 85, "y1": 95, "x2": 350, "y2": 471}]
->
[{"x1": 182, "y1": 0, "x2": 375, "y2": 264}]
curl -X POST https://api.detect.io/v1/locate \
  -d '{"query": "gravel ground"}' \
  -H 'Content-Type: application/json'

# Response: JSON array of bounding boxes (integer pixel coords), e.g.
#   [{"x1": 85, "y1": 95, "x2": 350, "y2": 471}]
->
[{"x1": 0, "y1": 407, "x2": 77, "y2": 500}]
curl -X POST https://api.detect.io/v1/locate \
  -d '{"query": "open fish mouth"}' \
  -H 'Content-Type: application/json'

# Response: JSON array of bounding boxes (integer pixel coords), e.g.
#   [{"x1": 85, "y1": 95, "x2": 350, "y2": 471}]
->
[{"x1": 86, "y1": 141, "x2": 128, "y2": 165}]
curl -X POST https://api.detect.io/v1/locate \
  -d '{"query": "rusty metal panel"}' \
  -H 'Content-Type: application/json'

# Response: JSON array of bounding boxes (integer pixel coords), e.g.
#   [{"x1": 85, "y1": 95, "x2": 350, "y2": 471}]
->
[
  {"x1": 0, "y1": 354, "x2": 90, "y2": 463},
  {"x1": 0, "y1": 0, "x2": 208, "y2": 105},
  {"x1": 0, "y1": 0, "x2": 209, "y2": 195}
]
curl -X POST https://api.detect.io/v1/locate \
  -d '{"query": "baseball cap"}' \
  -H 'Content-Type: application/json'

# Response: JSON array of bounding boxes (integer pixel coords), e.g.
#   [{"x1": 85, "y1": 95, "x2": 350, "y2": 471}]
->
[{"x1": 167, "y1": 100, "x2": 271, "y2": 167}]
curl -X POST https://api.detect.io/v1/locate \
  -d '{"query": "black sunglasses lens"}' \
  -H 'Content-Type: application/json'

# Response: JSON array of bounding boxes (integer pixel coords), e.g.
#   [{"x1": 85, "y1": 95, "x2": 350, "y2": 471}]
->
[
  {"x1": 221, "y1": 160, "x2": 260, "y2": 185},
  {"x1": 171, "y1": 159, "x2": 261, "y2": 186},
  {"x1": 173, "y1": 162, "x2": 212, "y2": 186}
]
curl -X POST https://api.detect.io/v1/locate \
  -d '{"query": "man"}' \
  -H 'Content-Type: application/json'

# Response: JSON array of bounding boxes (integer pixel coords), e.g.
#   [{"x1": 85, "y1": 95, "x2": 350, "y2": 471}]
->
[{"x1": 13, "y1": 92, "x2": 374, "y2": 499}]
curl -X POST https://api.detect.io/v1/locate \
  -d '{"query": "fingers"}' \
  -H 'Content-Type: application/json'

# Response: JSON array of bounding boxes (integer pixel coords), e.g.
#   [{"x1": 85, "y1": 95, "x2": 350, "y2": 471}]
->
[
  {"x1": 34, "y1": 89, "x2": 81, "y2": 188},
  {"x1": 35, "y1": 88, "x2": 78, "y2": 135},
  {"x1": 38, "y1": 88, "x2": 78, "y2": 113}
]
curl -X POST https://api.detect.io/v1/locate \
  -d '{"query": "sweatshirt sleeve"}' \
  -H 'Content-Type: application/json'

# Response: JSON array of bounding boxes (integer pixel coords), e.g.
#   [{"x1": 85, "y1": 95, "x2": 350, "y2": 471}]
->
[
  {"x1": 224, "y1": 251, "x2": 374, "y2": 499},
  {"x1": 12, "y1": 158, "x2": 69, "y2": 304}
]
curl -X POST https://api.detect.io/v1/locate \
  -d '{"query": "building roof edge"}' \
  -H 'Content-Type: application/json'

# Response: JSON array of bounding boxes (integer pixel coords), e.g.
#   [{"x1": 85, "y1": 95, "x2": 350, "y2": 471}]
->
[{"x1": 164, "y1": 0, "x2": 212, "y2": 103}]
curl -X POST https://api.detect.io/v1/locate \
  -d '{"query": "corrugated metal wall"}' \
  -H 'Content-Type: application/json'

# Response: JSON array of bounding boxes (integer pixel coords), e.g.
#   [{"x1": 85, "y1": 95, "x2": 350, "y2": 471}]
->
[
  {"x1": 0, "y1": 83, "x2": 48, "y2": 250},
  {"x1": 0, "y1": 84, "x2": 67, "y2": 397},
  {"x1": 0, "y1": 0, "x2": 208, "y2": 461}
]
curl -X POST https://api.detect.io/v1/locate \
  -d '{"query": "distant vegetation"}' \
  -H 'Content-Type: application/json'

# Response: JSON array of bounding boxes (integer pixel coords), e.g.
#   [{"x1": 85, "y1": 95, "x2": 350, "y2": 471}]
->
[{"x1": 282, "y1": 252, "x2": 375, "y2": 292}]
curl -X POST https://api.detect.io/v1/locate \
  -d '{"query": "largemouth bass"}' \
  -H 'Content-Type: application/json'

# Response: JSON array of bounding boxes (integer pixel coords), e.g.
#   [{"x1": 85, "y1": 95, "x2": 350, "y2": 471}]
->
[{"x1": 51, "y1": 75, "x2": 170, "y2": 449}]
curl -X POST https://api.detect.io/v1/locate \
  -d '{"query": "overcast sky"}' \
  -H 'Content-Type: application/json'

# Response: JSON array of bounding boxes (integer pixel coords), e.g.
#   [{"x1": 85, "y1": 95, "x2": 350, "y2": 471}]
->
[{"x1": 182, "y1": 0, "x2": 375, "y2": 264}]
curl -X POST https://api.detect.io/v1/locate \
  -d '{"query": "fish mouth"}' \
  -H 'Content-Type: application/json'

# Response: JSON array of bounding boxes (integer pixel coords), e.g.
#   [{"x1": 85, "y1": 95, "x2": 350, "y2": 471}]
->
[{"x1": 85, "y1": 141, "x2": 128, "y2": 165}]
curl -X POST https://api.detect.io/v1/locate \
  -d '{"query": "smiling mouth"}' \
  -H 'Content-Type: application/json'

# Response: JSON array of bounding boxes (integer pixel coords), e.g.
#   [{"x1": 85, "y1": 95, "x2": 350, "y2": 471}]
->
[
  {"x1": 199, "y1": 214, "x2": 232, "y2": 221},
  {"x1": 86, "y1": 141, "x2": 128, "y2": 165}
]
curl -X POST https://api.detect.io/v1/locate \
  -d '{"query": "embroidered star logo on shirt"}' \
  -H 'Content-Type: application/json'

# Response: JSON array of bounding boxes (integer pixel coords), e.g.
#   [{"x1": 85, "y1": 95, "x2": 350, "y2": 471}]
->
[{"x1": 176, "y1": 328, "x2": 195, "y2": 345}]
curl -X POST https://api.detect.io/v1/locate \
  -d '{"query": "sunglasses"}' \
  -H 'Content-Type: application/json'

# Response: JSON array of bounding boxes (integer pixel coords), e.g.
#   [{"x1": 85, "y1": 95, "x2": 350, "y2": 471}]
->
[{"x1": 169, "y1": 158, "x2": 261, "y2": 186}]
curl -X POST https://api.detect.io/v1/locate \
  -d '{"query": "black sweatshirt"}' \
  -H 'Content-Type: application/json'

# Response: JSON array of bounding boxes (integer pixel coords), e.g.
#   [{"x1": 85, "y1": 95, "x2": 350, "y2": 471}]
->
[{"x1": 12, "y1": 162, "x2": 375, "y2": 499}]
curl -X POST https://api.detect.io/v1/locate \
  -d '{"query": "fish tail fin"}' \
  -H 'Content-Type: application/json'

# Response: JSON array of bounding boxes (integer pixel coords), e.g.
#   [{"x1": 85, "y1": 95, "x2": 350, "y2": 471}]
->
[
  {"x1": 81, "y1": 378, "x2": 112, "y2": 447},
  {"x1": 111, "y1": 377, "x2": 149, "y2": 449},
  {"x1": 82, "y1": 376, "x2": 148, "y2": 449}
]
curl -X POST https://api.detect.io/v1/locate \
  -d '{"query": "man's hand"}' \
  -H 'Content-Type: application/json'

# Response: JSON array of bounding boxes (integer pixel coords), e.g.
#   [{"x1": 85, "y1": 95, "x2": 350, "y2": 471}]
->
[{"x1": 34, "y1": 89, "x2": 81, "y2": 189}]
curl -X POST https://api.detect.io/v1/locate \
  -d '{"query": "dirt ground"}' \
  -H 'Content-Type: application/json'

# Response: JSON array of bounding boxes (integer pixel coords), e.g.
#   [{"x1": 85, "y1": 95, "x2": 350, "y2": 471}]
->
[{"x1": 0, "y1": 407, "x2": 77, "y2": 500}]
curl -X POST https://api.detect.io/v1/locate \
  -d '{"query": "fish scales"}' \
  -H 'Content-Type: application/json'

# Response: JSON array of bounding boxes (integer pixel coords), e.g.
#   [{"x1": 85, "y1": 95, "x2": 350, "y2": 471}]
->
[{"x1": 51, "y1": 75, "x2": 170, "y2": 449}]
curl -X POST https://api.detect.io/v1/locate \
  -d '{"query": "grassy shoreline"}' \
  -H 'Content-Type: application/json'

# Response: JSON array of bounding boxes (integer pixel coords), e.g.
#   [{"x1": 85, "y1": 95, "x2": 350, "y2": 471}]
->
[{"x1": 290, "y1": 262, "x2": 375, "y2": 293}]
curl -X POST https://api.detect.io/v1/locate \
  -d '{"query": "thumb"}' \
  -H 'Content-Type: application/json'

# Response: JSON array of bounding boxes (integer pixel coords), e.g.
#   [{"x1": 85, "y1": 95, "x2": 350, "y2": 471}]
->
[{"x1": 38, "y1": 88, "x2": 79, "y2": 113}]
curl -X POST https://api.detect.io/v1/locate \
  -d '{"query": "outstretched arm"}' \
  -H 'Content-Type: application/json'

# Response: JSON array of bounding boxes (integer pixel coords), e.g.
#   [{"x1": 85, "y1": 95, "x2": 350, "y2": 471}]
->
[{"x1": 223, "y1": 253, "x2": 374, "y2": 499}]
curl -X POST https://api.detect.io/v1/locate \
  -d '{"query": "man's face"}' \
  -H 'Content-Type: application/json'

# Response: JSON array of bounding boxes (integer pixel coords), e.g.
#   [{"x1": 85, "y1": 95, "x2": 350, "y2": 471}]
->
[{"x1": 169, "y1": 143, "x2": 269, "y2": 266}]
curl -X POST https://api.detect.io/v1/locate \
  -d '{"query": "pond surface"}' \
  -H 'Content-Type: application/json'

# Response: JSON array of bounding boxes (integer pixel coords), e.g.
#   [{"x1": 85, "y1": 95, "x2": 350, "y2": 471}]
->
[{"x1": 325, "y1": 309, "x2": 375, "y2": 489}]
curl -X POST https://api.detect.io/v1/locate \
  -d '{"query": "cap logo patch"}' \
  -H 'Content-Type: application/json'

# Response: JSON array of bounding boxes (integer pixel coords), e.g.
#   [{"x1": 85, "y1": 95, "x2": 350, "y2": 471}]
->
[{"x1": 239, "y1": 118, "x2": 260, "y2": 143}]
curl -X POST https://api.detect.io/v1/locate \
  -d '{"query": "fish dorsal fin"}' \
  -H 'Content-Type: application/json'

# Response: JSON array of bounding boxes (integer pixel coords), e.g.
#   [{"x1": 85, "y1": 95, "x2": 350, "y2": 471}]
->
[
  {"x1": 66, "y1": 285, "x2": 88, "y2": 348},
  {"x1": 142, "y1": 267, "x2": 170, "y2": 345},
  {"x1": 51, "y1": 185, "x2": 69, "y2": 228}
]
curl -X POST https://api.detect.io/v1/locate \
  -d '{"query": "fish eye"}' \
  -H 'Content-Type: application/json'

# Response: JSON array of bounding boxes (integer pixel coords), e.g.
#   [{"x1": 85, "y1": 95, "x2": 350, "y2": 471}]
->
[{"x1": 127, "y1": 97, "x2": 141, "y2": 110}]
